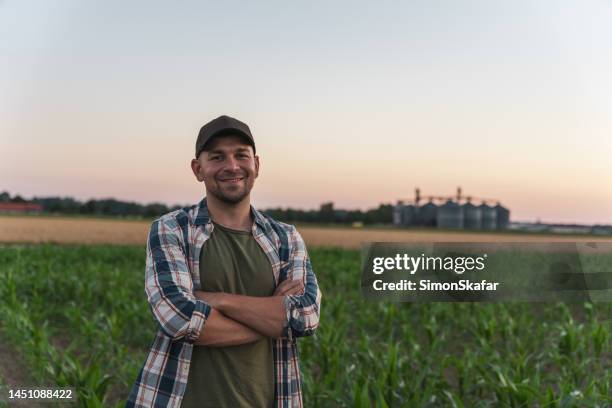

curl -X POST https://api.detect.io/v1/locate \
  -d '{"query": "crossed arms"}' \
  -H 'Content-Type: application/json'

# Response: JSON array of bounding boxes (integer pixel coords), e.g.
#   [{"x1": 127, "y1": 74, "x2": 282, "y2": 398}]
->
[
  {"x1": 145, "y1": 217, "x2": 321, "y2": 346},
  {"x1": 193, "y1": 279, "x2": 303, "y2": 347}
]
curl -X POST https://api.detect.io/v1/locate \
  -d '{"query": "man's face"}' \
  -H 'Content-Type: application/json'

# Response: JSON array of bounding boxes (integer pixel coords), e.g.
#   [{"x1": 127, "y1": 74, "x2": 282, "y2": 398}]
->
[{"x1": 191, "y1": 134, "x2": 259, "y2": 205}]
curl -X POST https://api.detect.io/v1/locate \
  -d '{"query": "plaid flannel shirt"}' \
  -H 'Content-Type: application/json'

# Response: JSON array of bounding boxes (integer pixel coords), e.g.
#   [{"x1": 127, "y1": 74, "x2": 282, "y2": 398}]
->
[{"x1": 126, "y1": 198, "x2": 322, "y2": 408}]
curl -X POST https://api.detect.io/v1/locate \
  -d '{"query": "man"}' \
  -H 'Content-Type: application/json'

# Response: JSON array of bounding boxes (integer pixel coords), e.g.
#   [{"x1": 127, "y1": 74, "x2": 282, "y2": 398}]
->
[{"x1": 126, "y1": 115, "x2": 322, "y2": 408}]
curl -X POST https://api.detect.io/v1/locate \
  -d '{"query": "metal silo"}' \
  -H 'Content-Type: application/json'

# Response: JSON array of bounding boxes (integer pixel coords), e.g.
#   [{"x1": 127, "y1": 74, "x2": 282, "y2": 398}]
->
[
  {"x1": 393, "y1": 201, "x2": 404, "y2": 226},
  {"x1": 402, "y1": 204, "x2": 416, "y2": 226},
  {"x1": 479, "y1": 203, "x2": 497, "y2": 229},
  {"x1": 495, "y1": 203, "x2": 510, "y2": 229},
  {"x1": 463, "y1": 202, "x2": 482, "y2": 229},
  {"x1": 419, "y1": 201, "x2": 438, "y2": 227},
  {"x1": 437, "y1": 200, "x2": 464, "y2": 229}
]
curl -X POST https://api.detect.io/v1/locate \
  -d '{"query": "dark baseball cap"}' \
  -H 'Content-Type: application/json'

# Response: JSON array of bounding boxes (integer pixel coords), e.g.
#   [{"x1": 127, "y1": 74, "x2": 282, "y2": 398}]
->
[{"x1": 195, "y1": 115, "x2": 256, "y2": 158}]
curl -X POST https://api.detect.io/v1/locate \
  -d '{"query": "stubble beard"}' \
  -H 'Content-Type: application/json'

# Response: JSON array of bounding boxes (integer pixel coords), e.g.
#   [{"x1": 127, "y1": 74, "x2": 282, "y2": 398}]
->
[{"x1": 208, "y1": 177, "x2": 253, "y2": 205}]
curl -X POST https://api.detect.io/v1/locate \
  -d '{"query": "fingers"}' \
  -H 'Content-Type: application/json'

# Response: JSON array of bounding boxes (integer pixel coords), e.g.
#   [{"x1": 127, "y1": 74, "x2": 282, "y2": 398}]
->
[
  {"x1": 284, "y1": 284, "x2": 304, "y2": 296},
  {"x1": 274, "y1": 280, "x2": 305, "y2": 296},
  {"x1": 274, "y1": 279, "x2": 298, "y2": 294},
  {"x1": 273, "y1": 281, "x2": 292, "y2": 296}
]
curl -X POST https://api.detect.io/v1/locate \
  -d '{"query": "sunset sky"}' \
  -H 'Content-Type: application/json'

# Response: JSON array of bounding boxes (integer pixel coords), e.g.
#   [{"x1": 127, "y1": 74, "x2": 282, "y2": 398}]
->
[{"x1": 1, "y1": 1, "x2": 611, "y2": 224}]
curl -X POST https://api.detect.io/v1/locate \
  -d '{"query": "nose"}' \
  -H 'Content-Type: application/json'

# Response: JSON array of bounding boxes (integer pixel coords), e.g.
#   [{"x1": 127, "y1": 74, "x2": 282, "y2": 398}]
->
[{"x1": 224, "y1": 156, "x2": 241, "y2": 172}]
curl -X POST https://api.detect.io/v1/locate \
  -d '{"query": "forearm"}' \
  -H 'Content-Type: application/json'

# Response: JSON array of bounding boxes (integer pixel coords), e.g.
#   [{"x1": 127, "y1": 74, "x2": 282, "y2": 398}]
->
[
  {"x1": 195, "y1": 308, "x2": 264, "y2": 347},
  {"x1": 206, "y1": 293, "x2": 287, "y2": 338}
]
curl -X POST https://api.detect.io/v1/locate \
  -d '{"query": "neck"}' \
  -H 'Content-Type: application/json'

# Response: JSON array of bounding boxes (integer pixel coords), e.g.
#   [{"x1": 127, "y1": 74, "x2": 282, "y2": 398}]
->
[{"x1": 205, "y1": 194, "x2": 253, "y2": 231}]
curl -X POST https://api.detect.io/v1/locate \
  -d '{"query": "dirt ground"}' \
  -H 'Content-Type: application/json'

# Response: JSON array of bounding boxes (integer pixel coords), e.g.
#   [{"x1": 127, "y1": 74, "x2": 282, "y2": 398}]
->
[
  {"x1": 0, "y1": 333, "x2": 37, "y2": 408},
  {"x1": 2, "y1": 215, "x2": 612, "y2": 249}
]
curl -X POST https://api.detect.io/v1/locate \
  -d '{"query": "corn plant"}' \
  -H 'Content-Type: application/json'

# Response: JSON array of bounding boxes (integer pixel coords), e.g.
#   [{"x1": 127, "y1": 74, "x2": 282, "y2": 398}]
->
[{"x1": 0, "y1": 244, "x2": 610, "y2": 407}]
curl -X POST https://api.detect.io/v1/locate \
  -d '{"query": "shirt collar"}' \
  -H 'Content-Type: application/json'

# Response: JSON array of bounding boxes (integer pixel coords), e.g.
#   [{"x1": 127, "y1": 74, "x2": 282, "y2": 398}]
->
[
  {"x1": 193, "y1": 197, "x2": 271, "y2": 234},
  {"x1": 193, "y1": 197, "x2": 210, "y2": 227}
]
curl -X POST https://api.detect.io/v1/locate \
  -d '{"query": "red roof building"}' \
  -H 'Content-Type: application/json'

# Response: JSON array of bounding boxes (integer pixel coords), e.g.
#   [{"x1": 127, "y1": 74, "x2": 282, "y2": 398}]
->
[{"x1": 0, "y1": 202, "x2": 43, "y2": 213}]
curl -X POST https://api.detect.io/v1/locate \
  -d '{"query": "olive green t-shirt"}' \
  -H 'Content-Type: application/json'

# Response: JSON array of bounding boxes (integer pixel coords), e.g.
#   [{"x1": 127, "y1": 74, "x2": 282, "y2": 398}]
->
[{"x1": 181, "y1": 222, "x2": 276, "y2": 408}]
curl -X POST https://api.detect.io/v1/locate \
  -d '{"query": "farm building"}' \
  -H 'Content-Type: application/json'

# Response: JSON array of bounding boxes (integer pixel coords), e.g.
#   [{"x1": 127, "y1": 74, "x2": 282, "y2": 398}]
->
[
  {"x1": 0, "y1": 202, "x2": 43, "y2": 214},
  {"x1": 393, "y1": 187, "x2": 510, "y2": 230}
]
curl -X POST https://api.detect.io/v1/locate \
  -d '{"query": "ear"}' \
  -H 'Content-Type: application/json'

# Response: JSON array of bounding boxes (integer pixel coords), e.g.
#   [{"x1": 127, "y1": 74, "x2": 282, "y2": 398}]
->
[
  {"x1": 254, "y1": 155, "x2": 260, "y2": 178},
  {"x1": 191, "y1": 158, "x2": 204, "y2": 182}
]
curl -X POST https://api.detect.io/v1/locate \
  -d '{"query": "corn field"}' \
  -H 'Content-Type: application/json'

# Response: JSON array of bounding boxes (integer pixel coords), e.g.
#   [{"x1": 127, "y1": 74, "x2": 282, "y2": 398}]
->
[{"x1": 0, "y1": 244, "x2": 610, "y2": 407}]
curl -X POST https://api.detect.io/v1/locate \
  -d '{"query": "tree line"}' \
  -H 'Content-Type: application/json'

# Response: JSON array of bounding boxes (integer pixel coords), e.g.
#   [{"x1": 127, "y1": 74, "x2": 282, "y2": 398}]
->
[{"x1": 0, "y1": 192, "x2": 393, "y2": 225}]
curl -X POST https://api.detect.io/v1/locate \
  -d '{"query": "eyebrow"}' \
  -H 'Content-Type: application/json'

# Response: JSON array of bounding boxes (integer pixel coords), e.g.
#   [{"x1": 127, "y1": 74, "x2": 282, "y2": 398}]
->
[{"x1": 207, "y1": 147, "x2": 252, "y2": 155}]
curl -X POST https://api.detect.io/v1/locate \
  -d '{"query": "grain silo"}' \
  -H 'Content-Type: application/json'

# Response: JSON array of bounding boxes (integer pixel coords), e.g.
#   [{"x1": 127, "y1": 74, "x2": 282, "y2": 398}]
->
[
  {"x1": 437, "y1": 200, "x2": 464, "y2": 229},
  {"x1": 418, "y1": 201, "x2": 438, "y2": 227},
  {"x1": 402, "y1": 204, "x2": 417, "y2": 226},
  {"x1": 393, "y1": 201, "x2": 418, "y2": 226},
  {"x1": 393, "y1": 201, "x2": 404, "y2": 225},
  {"x1": 396, "y1": 187, "x2": 510, "y2": 230},
  {"x1": 495, "y1": 203, "x2": 510, "y2": 229},
  {"x1": 463, "y1": 201, "x2": 482, "y2": 229},
  {"x1": 479, "y1": 203, "x2": 497, "y2": 229}
]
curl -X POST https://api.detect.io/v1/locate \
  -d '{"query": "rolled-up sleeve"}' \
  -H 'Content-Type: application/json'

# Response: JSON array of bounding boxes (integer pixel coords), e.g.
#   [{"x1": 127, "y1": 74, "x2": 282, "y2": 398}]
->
[
  {"x1": 282, "y1": 226, "x2": 322, "y2": 341},
  {"x1": 145, "y1": 217, "x2": 211, "y2": 343}
]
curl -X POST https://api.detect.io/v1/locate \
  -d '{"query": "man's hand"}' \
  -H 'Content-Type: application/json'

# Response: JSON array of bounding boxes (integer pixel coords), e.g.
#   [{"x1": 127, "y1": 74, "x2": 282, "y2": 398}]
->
[
  {"x1": 273, "y1": 279, "x2": 304, "y2": 296},
  {"x1": 194, "y1": 308, "x2": 263, "y2": 347},
  {"x1": 193, "y1": 278, "x2": 304, "y2": 339}
]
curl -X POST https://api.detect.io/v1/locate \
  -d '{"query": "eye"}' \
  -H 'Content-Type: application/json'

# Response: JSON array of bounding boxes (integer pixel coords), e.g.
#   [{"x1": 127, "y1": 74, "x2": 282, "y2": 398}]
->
[{"x1": 210, "y1": 155, "x2": 223, "y2": 161}]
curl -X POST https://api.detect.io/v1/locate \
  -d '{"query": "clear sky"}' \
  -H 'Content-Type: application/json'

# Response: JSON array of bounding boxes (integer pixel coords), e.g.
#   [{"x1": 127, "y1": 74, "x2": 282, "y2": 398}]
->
[{"x1": 1, "y1": 1, "x2": 611, "y2": 224}]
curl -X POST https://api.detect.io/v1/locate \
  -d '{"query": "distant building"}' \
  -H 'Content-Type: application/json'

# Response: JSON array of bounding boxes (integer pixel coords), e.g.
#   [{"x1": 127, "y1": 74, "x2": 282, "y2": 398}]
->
[
  {"x1": 437, "y1": 200, "x2": 464, "y2": 229},
  {"x1": 463, "y1": 202, "x2": 482, "y2": 229},
  {"x1": 0, "y1": 202, "x2": 43, "y2": 214},
  {"x1": 592, "y1": 226, "x2": 612, "y2": 235},
  {"x1": 419, "y1": 201, "x2": 438, "y2": 227},
  {"x1": 509, "y1": 223, "x2": 612, "y2": 235},
  {"x1": 393, "y1": 201, "x2": 417, "y2": 226},
  {"x1": 550, "y1": 226, "x2": 591, "y2": 234},
  {"x1": 479, "y1": 203, "x2": 497, "y2": 230},
  {"x1": 393, "y1": 187, "x2": 510, "y2": 230}
]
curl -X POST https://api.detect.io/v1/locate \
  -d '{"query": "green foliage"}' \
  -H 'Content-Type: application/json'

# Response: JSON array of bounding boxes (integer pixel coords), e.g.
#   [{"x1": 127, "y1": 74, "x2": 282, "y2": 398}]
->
[
  {"x1": 264, "y1": 202, "x2": 393, "y2": 225},
  {"x1": 0, "y1": 244, "x2": 610, "y2": 407},
  {"x1": 0, "y1": 245, "x2": 149, "y2": 407}
]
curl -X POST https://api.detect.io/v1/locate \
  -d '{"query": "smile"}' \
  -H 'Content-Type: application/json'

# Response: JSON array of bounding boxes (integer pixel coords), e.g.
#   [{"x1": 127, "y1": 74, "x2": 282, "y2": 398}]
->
[{"x1": 219, "y1": 177, "x2": 245, "y2": 182}]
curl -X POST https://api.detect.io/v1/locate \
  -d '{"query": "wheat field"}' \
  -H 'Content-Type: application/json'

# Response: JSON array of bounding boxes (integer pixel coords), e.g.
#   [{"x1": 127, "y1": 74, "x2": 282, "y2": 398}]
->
[{"x1": 2, "y1": 215, "x2": 612, "y2": 248}]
